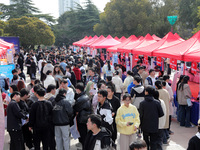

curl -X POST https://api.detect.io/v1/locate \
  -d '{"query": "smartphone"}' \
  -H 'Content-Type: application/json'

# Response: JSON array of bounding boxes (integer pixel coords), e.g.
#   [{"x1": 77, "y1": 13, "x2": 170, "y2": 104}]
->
[{"x1": 129, "y1": 122, "x2": 133, "y2": 125}]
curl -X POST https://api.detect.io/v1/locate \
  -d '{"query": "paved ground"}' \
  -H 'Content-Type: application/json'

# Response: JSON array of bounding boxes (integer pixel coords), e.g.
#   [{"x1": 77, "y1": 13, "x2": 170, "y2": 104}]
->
[{"x1": 3, "y1": 67, "x2": 198, "y2": 149}]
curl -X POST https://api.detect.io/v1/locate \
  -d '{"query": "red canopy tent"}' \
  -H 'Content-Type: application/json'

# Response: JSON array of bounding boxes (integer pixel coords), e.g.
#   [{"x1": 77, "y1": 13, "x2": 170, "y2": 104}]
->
[
  {"x1": 76, "y1": 36, "x2": 92, "y2": 47},
  {"x1": 107, "y1": 35, "x2": 138, "y2": 52},
  {"x1": 153, "y1": 31, "x2": 200, "y2": 60},
  {"x1": 0, "y1": 39, "x2": 14, "y2": 49},
  {"x1": 174, "y1": 33, "x2": 185, "y2": 41},
  {"x1": 152, "y1": 34, "x2": 162, "y2": 41},
  {"x1": 119, "y1": 36, "x2": 127, "y2": 42},
  {"x1": 93, "y1": 35, "x2": 121, "y2": 49},
  {"x1": 73, "y1": 36, "x2": 92, "y2": 46},
  {"x1": 132, "y1": 32, "x2": 184, "y2": 56},
  {"x1": 81, "y1": 35, "x2": 98, "y2": 47},
  {"x1": 89, "y1": 35, "x2": 106, "y2": 48},
  {"x1": 114, "y1": 36, "x2": 119, "y2": 41},
  {"x1": 73, "y1": 36, "x2": 88, "y2": 46}
]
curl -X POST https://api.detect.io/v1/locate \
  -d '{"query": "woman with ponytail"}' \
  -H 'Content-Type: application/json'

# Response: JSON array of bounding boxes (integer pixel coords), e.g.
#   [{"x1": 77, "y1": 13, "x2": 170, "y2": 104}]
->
[{"x1": 102, "y1": 60, "x2": 114, "y2": 79}]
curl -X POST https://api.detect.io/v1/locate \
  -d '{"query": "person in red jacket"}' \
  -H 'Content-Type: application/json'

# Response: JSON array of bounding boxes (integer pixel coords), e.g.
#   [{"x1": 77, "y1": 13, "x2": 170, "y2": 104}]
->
[{"x1": 73, "y1": 63, "x2": 82, "y2": 83}]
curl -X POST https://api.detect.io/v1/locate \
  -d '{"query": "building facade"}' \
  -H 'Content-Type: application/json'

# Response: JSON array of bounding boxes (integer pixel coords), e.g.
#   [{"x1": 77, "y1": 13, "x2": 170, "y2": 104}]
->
[{"x1": 59, "y1": 0, "x2": 80, "y2": 16}]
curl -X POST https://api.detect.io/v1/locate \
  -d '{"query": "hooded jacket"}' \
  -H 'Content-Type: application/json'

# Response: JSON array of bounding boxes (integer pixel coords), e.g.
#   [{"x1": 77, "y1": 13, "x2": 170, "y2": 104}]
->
[
  {"x1": 84, "y1": 127, "x2": 115, "y2": 150},
  {"x1": 73, "y1": 67, "x2": 82, "y2": 81},
  {"x1": 52, "y1": 94, "x2": 73, "y2": 126},
  {"x1": 131, "y1": 85, "x2": 145, "y2": 109},
  {"x1": 139, "y1": 95, "x2": 164, "y2": 133}
]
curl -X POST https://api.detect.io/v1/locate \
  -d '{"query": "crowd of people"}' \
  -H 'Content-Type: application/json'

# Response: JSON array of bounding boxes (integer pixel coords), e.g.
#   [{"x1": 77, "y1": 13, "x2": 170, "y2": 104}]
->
[{"x1": 0, "y1": 47, "x2": 199, "y2": 150}]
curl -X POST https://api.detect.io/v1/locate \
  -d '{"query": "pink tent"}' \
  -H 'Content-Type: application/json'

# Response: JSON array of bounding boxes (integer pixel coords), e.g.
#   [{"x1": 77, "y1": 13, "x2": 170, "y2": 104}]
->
[
  {"x1": 174, "y1": 33, "x2": 185, "y2": 41},
  {"x1": 114, "y1": 36, "x2": 119, "y2": 41},
  {"x1": 153, "y1": 31, "x2": 200, "y2": 60},
  {"x1": 76, "y1": 36, "x2": 92, "y2": 47},
  {"x1": 152, "y1": 34, "x2": 161, "y2": 41},
  {"x1": 89, "y1": 35, "x2": 106, "y2": 48},
  {"x1": 107, "y1": 35, "x2": 138, "y2": 52},
  {"x1": 0, "y1": 39, "x2": 14, "y2": 49},
  {"x1": 119, "y1": 36, "x2": 127, "y2": 42},
  {"x1": 93, "y1": 35, "x2": 121, "y2": 49},
  {"x1": 73, "y1": 36, "x2": 88, "y2": 46},
  {"x1": 133, "y1": 32, "x2": 184, "y2": 56},
  {"x1": 81, "y1": 35, "x2": 98, "y2": 47}
]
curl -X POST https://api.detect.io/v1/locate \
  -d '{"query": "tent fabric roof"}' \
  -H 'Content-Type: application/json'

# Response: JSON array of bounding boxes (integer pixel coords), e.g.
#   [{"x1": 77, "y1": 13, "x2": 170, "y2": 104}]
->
[
  {"x1": 114, "y1": 36, "x2": 119, "y2": 41},
  {"x1": 73, "y1": 36, "x2": 88, "y2": 46},
  {"x1": 89, "y1": 35, "x2": 106, "y2": 48},
  {"x1": 76, "y1": 36, "x2": 92, "y2": 46},
  {"x1": 119, "y1": 36, "x2": 127, "y2": 42},
  {"x1": 93, "y1": 35, "x2": 121, "y2": 49},
  {"x1": 153, "y1": 31, "x2": 200, "y2": 61},
  {"x1": 81, "y1": 35, "x2": 98, "y2": 47},
  {"x1": 132, "y1": 32, "x2": 184, "y2": 56},
  {"x1": 174, "y1": 33, "x2": 185, "y2": 41},
  {"x1": 118, "y1": 33, "x2": 156, "y2": 53},
  {"x1": 107, "y1": 35, "x2": 138, "y2": 52},
  {"x1": 0, "y1": 39, "x2": 14, "y2": 49},
  {"x1": 152, "y1": 34, "x2": 162, "y2": 41}
]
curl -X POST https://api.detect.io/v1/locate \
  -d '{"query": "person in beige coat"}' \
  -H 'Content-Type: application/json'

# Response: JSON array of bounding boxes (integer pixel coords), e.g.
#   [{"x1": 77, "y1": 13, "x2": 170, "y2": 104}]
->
[
  {"x1": 177, "y1": 76, "x2": 192, "y2": 127},
  {"x1": 123, "y1": 71, "x2": 134, "y2": 93},
  {"x1": 112, "y1": 71, "x2": 123, "y2": 100},
  {"x1": 155, "y1": 80, "x2": 170, "y2": 144}
]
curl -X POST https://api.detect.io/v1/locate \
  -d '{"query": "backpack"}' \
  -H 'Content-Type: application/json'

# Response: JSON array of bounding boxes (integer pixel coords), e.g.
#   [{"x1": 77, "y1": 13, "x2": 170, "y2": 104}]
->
[{"x1": 36, "y1": 101, "x2": 50, "y2": 128}]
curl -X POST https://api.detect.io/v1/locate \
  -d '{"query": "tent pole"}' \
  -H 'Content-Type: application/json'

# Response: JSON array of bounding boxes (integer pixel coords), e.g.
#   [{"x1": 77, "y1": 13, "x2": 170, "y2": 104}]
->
[{"x1": 151, "y1": 57, "x2": 154, "y2": 69}]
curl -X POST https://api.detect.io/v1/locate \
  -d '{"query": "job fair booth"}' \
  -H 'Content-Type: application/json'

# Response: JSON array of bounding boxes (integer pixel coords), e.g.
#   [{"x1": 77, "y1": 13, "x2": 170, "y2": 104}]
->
[{"x1": 73, "y1": 31, "x2": 200, "y2": 125}]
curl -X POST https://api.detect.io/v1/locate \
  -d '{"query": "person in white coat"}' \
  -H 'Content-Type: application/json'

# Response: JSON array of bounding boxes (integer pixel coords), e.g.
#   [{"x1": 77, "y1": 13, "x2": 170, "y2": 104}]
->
[
  {"x1": 123, "y1": 71, "x2": 134, "y2": 93},
  {"x1": 112, "y1": 71, "x2": 123, "y2": 100},
  {"x1": 44, "y1": 70, "x2": 56, "y2": 89}
]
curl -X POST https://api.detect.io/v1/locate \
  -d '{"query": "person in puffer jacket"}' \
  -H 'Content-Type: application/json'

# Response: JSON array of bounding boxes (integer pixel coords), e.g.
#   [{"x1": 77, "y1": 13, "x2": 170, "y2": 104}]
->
[
  {"x1": 52, "y1": 89, "x2": 73, "y2": 150},
  {"x1": 130, "y1": 76, "x2": 145, "y2": 109}
]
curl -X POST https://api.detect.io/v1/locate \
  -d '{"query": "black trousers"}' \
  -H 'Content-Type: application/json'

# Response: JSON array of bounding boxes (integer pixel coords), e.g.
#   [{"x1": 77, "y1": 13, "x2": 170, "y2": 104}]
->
[
  {"x1": 22, "y1": 124, "x2": 34, "y2": 149},
  {"x1": 33, "y1": 128, "x2": 50, "y2": 150},
  {"x1": 9, "y1": 130, "x2": 25, "y2": 150},
  {"x1": 143, "y1": 131, "x2": 158, "y2": 150},
  {"x1": 77, "y1": 122, "x2": 88, "y2": 147}
]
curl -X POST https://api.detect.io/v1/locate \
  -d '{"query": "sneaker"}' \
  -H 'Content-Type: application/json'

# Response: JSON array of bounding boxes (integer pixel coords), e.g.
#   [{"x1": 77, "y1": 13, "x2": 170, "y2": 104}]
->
[
  {"x1": 75, "y1": 142, "x2": 82, "y2": 147},
  {"x1": 169, "y1": 130, "x2": 174, "y2": 135}
]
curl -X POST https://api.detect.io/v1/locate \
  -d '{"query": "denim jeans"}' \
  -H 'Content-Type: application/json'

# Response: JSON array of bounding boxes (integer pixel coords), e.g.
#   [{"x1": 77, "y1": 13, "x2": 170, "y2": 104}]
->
[
  {"x1": 162, "y1": 129, "x2": 169, "y2": 143},
  {"x1": 179, "y1": 105, "x2": 191, "y2": 127}
]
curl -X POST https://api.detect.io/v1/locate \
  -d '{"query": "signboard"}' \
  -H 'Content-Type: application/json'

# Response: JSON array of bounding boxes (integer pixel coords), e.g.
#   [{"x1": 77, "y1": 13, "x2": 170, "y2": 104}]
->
[
  {"x1": 113, "y1": 53, "x2": 118, "y2": 65},
  {"x1": 157, "y1": 56, "x2": 161, "y2": 66},
  {"x1": 191, "y1": 62, "x2": 197, "y2": 74},
  {"x1": 0, "y1": 37, "x2": 20, "y2": 53},
  {"x1": 0, "y1": 64, "x2": 15, "y2": 80},
  {"x1": 170, "y1": 58, "x2": 177, "y2": 70}
]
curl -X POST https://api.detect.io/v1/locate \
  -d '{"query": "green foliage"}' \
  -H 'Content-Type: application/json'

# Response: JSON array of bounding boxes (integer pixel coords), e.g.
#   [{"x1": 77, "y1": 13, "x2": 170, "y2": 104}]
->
[
  {"x1": 5, "y1": 16, "x2": 55, "y2": 48},
  {"x1": 54, "y1": 0, "x2": 100, "y2": 46},
  {"x1": 0, "y1": 20, "x2": 7, "y2": 36},
  {"x1": 0, "y1": 0, "x2": 55, "y2": 24},
  {"x1": 192, "y1": 6, "x2": 200, "y2": 34}
]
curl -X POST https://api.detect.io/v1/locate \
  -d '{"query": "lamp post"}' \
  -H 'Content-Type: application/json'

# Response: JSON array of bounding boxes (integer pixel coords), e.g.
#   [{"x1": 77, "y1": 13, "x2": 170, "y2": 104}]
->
[{"x1": 167, "y1": 16, "x2": 178, "y2": 33}]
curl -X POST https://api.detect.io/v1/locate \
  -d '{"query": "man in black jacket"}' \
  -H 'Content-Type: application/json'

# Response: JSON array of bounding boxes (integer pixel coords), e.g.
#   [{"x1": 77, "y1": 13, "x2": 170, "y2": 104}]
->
[
  {"x1": 7, "y1": 91, "x2": 28, "y2": 150},
  {"x1": 84, "y1": 114, "x2": 115, "y2": 150},
  {"x1": 52, "y1": 89, "x2": 73, "y2": 150},
  {"x1": 29, "y1": 88, "x2": 53, "y2": 150},
  {"x1": 139, "y1": 86, "x2": 164, "y2": 150},
  {"x1": 74, "y1": 82, "x2": 92, "y2": 148}
]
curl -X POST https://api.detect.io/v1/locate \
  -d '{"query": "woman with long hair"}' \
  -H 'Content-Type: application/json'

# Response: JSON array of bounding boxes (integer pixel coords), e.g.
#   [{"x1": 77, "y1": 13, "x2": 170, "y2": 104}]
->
[
  {"x1": 177, "y1": 75, "x2": 192, "y2": 127},
  {"x1": 40, "y1": 62, "x2": 47, "y2": 82},
  {"x1": 102, "y1": 60, "x2": 114, "y2": 79},
  {"x1": 17, "y1": 80, "x2": 26, "y2": 92}
]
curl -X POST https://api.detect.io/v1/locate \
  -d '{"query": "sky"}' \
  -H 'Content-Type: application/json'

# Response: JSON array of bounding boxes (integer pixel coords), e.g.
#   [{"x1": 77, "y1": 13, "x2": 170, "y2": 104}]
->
[{"x1": 1, "y1": 0, "x2": 110, "y2": 19}]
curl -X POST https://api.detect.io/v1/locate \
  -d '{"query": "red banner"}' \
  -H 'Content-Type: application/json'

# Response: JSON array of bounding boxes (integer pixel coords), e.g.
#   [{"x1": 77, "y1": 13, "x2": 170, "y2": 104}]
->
[
  {"x1": 134, "y1": 54, "x2": 139, "y2": 62},
  {"x1": 170, "y1": 58, "x2": 177, "y2": 70},
  {"x1": 191, "y1": 62, "x2": 197, "y2": 74},
  {"x1": 157, "y1": 56, "x2": 161, "y2": 66},
  {"x1": 144, "y1": 55, "x2": 148, "y2": 65},
  {"x1": 101, "y1": 52, "x2": 105, "y2": 61}
]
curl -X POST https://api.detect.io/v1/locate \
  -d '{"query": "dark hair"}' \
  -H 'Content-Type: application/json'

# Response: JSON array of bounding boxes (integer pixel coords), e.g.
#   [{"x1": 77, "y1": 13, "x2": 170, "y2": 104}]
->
[
  {"x1": 123, "y1": 93, "x2": 131, "y2": 100},
  {"x1": 33, "y1": 84, "x2": 42, "y2": 93},
  {"x1": 149, "y1": 69, "x2": 155, "y2": 74},
  {"x1": 89, "y1": 68, "x2": 95, "y2": 73},
  {"x1": 10, "y1": 91, "x2": 20, "y2": 99},
  {"x1": 129, "y1": 139, "x2": 147, "y2": 150},
  {"x1": 34, "y1": 79, "x2": 41, "y2": 85},
  {"x1": 143, "y1": 66, "x2": 146, "y2": 69},
  {"x1": 88, "y1": 59, "x2": 94, "y2": 68},
  {"x1": 61, "y1": 58, "x2": 65, "y2": 62},
  {"x1": 133, "y1": 76, "x2": 142, "y2": 83},
  {"x1": 46, "y1": 70, "x2": 52, "y2": 75},
  {"x1": 106, "y1": 76, "x2": 112, "y2": 82},
  {"x1": 107, "y1": 60, "x2": 111, "y2": 71},
  {"x1": 155, "y1": 80, "x2": 162, "y2": 89},
  {"x1": 99, "y1": 79, "x2": 106, "y2": 85},
  {"x1": 58, "y1": 88, "x2": 67, "y2": 95},
  {"x1": 76, "y1": 82, "x2": 85, "y2": 92},
  {"x1": 179, "y1": 75, "x2": 190, "y2": 90},
  {"x1": 114, "y1": 70, "x2": 119, "y2": 75},
  {"x1": 97, "y1": 82, "x2": 106, "y2": 89},
  {"x1": 127, "y1": 70, "x2": 133, "y2": 76},
  {"x1": 12, "y1": 69, "x2": 18, "y2": 74},
  {"x1": 17, "y1": 80, "x2": 25, "y2": 92},
  {"x1": 66, "y1": 66, "x2": 71, "y2": 72},
  {"x1": 107, "y1": 86, "x2": 115, "y2": 92},
  {"x1": 12, "y1": 74, "x2": 18, "y2": 81},
  {"x1": 88, "y1": 114, "x2": 102, "y2": 128},
  {"x1": 20, "y1": 88, "x2": 29, "y2": 97},
  {"x1": 162, "y1": 81, "x2": 166, "y2": 87},
  {"x1": 145, "y1": 86, "x2": 155, "y2": 96},
  {"x1": 97, "y1": 89, "x2": 108, "y2": 98},
  {"x1": 36, "y1": 88, "x2": 46, "y2": 97},
  {"x1": 153, "y1": 90, "x2": 159, "y2": 100},
  {"x1": 46, "y1": 84, "x2": 56, "y2": 93},
  {"x1": 10, "y1": 85, "x2": 18, "y2": 92},
  {"x1": 138, "y1": 66, "x2": 143, "y2": 70},
  {"x1": 163, "y1": 75, "x2": 170, "y2": 81}
]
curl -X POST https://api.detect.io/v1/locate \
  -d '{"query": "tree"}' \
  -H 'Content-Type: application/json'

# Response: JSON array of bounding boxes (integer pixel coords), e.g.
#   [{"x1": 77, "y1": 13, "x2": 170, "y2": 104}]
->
[
  {"x1": 192, "y1": 6, "x2": 200, "y2": 33},
  {"x1": 53, "y1": 0, "x2": 100, "y2": 46},
  {"x1": 5, "y1": 16, "x2": 55, "y2": 48},
  {"x1": 0, "y1": 0, "x2": 55, "y2": 24}
]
